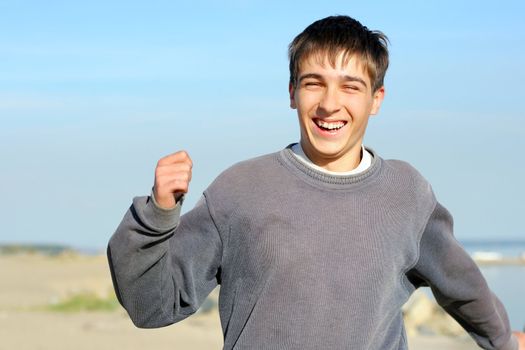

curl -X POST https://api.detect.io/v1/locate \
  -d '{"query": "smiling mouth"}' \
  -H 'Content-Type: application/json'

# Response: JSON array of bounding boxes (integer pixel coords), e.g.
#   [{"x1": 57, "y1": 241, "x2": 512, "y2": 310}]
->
[{"x1": 313, "y1": 118, "x2": 347, "y2": 132}]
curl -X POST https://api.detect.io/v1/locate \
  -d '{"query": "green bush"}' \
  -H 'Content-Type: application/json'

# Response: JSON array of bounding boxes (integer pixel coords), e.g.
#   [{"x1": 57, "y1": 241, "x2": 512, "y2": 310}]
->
[{"x1": 47, "y1": 292, "x2": 120, "y2": 312}]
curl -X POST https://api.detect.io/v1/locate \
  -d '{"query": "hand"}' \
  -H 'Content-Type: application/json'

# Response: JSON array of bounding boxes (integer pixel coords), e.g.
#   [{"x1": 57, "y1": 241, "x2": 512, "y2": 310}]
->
[
  {"x1": 153, "y1": 150, "x2": 193, "y2": 209},
  {"x1": 514, "y1": 331, "x2": 525, "y2": 349}
]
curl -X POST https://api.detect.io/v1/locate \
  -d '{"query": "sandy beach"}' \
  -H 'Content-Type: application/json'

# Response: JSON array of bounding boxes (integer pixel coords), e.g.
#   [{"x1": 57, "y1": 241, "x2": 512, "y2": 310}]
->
[{"x1": 0, "y1": 253, "x2": 480, "y2": 350}]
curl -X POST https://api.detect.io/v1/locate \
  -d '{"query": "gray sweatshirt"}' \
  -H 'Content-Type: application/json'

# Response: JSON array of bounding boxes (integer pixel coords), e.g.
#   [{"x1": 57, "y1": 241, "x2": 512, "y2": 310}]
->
[{"x1": 107, "y1": 146, "x2": 517, "y2": 350}]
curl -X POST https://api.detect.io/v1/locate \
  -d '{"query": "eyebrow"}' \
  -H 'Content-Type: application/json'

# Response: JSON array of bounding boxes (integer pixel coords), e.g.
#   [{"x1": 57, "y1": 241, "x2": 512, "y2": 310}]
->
[{"x1": 298, "y1": 73, "x2": 368, "y2": 88}]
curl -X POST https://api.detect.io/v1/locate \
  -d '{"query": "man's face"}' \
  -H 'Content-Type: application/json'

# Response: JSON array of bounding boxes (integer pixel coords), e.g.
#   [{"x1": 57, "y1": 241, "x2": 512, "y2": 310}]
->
[{"x1": 289, "y1": 53, "x2": 385, "y2": 171}]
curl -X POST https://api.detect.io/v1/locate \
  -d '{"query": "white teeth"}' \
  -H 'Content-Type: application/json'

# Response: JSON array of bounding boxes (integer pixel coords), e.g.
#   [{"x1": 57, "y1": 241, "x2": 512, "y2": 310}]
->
[{"x1": 315, "y1": 120, "x2": 345, "y2": 130}]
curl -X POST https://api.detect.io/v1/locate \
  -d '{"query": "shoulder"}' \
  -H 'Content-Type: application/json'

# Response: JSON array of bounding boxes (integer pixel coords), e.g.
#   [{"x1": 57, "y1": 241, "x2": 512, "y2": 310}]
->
[
  {"x1": 203, "y1": 150, "x2": 282, "y2": 199},
  {"x1": 377, "y1": 156, "x2": 436, "y2": 207},
  {"x1": 382, "y1": 158, "x2": 431, "y2": 188},
  {"x1": 217, "y1": 151, "x2": 281, "y2": 183},
  {"x1": 382, "y1": 158, "x2": 424, "y2": 178},
  {"x1": 200, "y1": 150, "x2": 284, "y2": 226},
  {"x1": 226, "y1": 151, "x2": 280, "y2": 173}
]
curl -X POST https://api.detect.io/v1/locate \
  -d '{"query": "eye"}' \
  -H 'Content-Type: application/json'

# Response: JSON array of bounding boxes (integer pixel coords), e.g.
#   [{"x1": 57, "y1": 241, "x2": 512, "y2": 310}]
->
[
  {"x1": 303, "y1": 81, "x2": 322, "y2": 89},
  {"x1": 343, "y1": 85, "x2": 360, "y2": 92}
]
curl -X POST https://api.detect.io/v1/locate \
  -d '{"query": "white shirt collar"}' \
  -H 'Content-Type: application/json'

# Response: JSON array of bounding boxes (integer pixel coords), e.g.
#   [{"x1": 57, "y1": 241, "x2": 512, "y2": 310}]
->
[{"x1": 290, "y1": 143, "x2": 372, "y2": 176}]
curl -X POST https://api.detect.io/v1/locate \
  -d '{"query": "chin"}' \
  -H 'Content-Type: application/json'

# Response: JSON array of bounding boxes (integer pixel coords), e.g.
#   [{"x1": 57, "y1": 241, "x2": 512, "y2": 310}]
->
[{"x1": 310, "y1": 141, "x2": 348, "y2": 158}]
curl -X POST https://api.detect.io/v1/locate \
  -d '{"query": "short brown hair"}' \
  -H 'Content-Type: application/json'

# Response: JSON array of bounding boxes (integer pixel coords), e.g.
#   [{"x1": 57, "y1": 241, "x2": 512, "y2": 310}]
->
[{"x1": 288, "y1": 15, "x2": 389, "y2": 93}]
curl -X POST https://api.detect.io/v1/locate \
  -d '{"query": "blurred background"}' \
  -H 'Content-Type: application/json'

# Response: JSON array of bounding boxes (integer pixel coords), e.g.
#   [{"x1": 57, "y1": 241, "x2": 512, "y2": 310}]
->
[{"x1": 1, "y1": 1, "x2": 524, "y2": 349}]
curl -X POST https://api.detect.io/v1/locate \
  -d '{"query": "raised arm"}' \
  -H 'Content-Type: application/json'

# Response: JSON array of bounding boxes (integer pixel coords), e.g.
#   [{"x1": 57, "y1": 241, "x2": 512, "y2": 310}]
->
[{"x1": 107, "y1": 151, "x2": 222, "y2": 328}]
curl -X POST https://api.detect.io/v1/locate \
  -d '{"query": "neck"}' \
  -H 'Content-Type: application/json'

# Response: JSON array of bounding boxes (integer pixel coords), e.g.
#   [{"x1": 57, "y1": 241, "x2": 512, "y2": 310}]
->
[{"x1": 300, "y1": 141, "x2": 363, "y2": 172}]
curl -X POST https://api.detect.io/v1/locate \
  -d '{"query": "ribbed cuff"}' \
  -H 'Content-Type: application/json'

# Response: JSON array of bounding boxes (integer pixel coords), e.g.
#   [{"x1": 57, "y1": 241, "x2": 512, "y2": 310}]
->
[
  {"x1": 150, "y1": 188, "x2": 185, "y2": 210},
  {"x1": 138, "y1": 192, "x2": 184, "y2": 232}
]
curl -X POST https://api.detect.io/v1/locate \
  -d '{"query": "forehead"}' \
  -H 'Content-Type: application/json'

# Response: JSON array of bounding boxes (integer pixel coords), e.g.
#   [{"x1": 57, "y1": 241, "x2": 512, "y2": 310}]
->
[{"x1": 298, "y1": 51, "x2": 370, "y2": 81}]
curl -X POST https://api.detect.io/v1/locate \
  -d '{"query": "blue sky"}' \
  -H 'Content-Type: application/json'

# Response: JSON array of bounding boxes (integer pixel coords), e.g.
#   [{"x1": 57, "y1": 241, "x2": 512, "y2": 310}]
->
[{"x1": 1, "y1": 1, "x2": 524, "y2": 249}]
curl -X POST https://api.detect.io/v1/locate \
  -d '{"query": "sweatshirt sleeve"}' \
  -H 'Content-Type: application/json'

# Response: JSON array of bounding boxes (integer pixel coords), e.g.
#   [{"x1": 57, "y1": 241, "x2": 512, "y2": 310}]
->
[
  {"x1": 406, "y1": 202, "x2": 518, "y2": 350},
  {"x1": 107, "y1": 194, "x2": 222, "y2": 328}
]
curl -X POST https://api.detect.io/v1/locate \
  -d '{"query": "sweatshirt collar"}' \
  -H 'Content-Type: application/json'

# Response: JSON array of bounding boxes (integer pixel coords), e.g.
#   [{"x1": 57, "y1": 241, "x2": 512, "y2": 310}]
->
[
  {"x1": 290, "y1": 143, "x2": 372, "y2": 176},
  {"x1": 279, "y1": 144, "x2": 382, "y2": 189}
]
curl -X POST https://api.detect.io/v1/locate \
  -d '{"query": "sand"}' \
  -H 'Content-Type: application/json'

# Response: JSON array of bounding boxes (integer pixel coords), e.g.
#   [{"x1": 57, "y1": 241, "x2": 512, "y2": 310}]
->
[{"x1": 0, "y1": 254, "x2": 479, "y2": 350}]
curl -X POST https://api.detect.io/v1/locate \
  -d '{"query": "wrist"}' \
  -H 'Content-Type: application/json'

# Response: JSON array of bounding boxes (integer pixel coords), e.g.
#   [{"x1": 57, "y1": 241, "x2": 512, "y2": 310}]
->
[
  {"x1": 150, "y1": 188, "x2": 185, "y2": 211},
  {"x1": 152, "y1": 188, "x2": 183, "y2": 210}
]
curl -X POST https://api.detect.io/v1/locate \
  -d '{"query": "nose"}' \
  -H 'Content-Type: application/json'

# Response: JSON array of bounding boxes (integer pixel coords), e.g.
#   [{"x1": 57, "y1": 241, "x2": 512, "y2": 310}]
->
[{"x1": 317, "y1": 87, "x2": 341, "y2": 116}]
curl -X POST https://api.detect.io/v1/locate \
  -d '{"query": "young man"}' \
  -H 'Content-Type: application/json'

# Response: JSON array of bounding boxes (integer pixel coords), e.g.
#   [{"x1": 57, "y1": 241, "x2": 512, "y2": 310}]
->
[{"x1": 108, "y1": 16, "x2": 525, "y2": 349}]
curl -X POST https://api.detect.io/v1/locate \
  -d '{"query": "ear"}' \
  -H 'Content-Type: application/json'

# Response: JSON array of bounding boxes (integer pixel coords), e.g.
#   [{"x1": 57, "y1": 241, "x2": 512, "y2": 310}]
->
[
  {"x1": 370, "y1": 86, "x2": 385, "y2": 115},
  {"x1": 289, "y1": 83, "x2": 297, "y2": 109}
]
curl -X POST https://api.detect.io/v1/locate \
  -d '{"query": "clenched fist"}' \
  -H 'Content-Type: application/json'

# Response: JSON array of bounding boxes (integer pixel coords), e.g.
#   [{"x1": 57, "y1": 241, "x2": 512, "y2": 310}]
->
[{"x1": 153, "y1": 151, "x2": 193, "y2": 209}]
